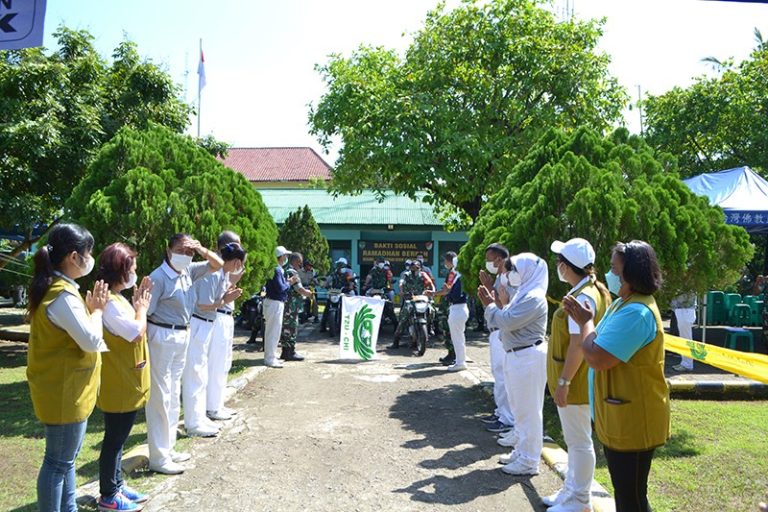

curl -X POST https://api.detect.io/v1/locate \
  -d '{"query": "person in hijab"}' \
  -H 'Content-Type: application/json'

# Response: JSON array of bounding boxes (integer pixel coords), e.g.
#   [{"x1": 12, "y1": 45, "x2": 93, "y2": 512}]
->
[{"x1": 479, "y1": 253, "x2": 548, "y2": 476}]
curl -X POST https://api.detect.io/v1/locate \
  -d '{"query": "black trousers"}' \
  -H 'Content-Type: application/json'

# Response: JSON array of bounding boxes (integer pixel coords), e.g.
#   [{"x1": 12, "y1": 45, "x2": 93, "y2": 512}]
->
[
  {"x1": 99, "y1": 410, "x2": 139, "y2": 498},
  {"x1": 604, "y1": 445, "x2": 656, "y2": 512}
]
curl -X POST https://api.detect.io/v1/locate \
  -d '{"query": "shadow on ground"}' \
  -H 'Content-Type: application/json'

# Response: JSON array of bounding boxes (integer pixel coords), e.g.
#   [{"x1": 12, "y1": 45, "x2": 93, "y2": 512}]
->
[{"x1": 389, "y1": 383, "x2": 550, "y2": 510}]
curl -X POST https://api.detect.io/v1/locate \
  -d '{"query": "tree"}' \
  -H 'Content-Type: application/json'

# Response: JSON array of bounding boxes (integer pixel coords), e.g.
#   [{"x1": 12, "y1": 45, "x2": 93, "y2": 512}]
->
[
  {"x1": 643, "y1": 28, "x2": 768, "y2": 179},
  {"x1": 66, "y1": 124, "x2": 278, "y2": 294},
  {"x1": 278, "y1": 205, "x2": 331, "y2": 275},
  {"x1": 309, "y1": 0, "x2": 627, "y2": 222},
  {"x1": 458, "y1": 127, "x2": 754, "y2": 306},
  {"x1": 0, "y1": 27, "x2": 192, "y2": 267}
]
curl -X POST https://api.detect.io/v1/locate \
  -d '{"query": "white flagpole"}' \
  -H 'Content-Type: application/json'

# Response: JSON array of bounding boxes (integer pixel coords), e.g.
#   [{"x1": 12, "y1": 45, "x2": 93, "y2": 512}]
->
[{"x1": 197, "y1": 38, "x2": 202, "y2": 138}]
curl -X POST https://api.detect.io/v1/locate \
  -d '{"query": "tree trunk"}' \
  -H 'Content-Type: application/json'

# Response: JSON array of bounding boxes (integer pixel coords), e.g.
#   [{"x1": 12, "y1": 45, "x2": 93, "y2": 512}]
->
[{"x1": 0, "y1": 217, "x2": 61, "y2": 270}]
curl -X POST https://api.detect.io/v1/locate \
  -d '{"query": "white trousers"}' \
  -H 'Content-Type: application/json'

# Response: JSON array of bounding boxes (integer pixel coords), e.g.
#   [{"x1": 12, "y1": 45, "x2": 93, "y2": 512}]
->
[
  {"x1": 448, "y1": 304, "x2": 469, "y2": 365},
  {"x1": 557, "y1": 404, "x2": 595, "y2": 502},
  {"x1": 503, "y1": 342, "x2": 547, "y2": 467},
  {"x1": 146, "y1": 324, "x2": 190, "y2": 467},
  {"x1": 675, "y1": 307, "x2": 696, "y2": 369},
  {"x1": 182, "y1": 316, "x2": 216, "y2": 430},
  {"x1": 263, "y1": 299, "x2": 284, "y2": 365},
  {"x1": 207, "y1": 313, "x2": 234, "y2": 413},
  {"x1": 490, "y1": 331, "x2": 514, "y2": 425}
]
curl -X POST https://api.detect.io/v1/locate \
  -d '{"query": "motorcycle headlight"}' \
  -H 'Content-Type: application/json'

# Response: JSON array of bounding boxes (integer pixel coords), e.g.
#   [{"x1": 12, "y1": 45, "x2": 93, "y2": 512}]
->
[
  {"x1": 415, "y1": 303, "x2": 428, "y2": 313},
  {"x1": 330, "y1": 295, "x2": 340, "y2": 303}
]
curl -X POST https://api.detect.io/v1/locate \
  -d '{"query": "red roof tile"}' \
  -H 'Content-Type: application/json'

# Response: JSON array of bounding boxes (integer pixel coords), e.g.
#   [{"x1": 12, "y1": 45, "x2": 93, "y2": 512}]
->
[{"x1": 220, "y1": 147, "x2": 332, "y2": 182}]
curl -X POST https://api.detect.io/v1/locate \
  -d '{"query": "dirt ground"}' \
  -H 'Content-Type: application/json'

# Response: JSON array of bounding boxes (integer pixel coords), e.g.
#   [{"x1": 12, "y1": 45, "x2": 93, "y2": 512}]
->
[{"x1": 142, "y1": 326, "x2": 561, "y2": 512}]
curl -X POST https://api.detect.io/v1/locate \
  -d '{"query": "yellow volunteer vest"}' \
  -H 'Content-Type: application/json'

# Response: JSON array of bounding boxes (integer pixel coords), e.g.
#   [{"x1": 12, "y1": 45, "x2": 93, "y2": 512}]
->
[
  {"x1": 547, "y1": 279, "x2": 608, "y2": 404},
  {"x1": 97, "y1": 292, "x2": 150, "y2": 413},
  {"x1": 27, "y1": 278, "x2": 101, "y2": 424},
  {"x1": 593, "y1": 294, "x2": 671, "y2": 452}
]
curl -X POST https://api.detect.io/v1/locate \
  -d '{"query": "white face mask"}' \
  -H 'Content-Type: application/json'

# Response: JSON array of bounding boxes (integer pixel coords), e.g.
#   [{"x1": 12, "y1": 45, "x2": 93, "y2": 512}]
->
[
  {"x1": 557, "y1": 263, "x2": 568, "y2": 283},
  {"x1": 124, "y1": 272, "x2": 138, "y2": 289},
  {"x1": 78, "y1": 254, "x2": 95, "y2": 277},
  {"x1": 170, "y1": 252, "x2": 193, "y2": 272},
  {"x1": 507, "y1": 270, "x2": 522, "y2": 288},
  {"x1": 485, "y1": 261, "x2": 498, "y2": 274},
  {"x1": 230, "y1": 264, "x2": 244, "y2": 276}
]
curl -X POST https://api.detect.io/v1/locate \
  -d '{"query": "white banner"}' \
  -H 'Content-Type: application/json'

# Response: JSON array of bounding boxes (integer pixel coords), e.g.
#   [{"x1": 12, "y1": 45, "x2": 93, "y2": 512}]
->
[
  {"x1": 0, "y1": 0, "x2": 47, "y2": 50},
  {"x1": 339, "y1": 295, "x2": 384, "y2": 361}
]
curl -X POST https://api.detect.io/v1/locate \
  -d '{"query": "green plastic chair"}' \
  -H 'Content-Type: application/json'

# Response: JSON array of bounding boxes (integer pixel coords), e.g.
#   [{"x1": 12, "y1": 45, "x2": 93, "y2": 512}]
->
[
  {"x1": 729, "y1": 303, "x2": 751, "y2": 326},
  {"x1": 706, "y1": 291, "x2": 726, "y2": 325},
  {"x1": 742, "y1": 296, "x2": 764, "y2": 326},
  {"x1": 724, "y1": 327, "x2": 754, "y2": 352}
]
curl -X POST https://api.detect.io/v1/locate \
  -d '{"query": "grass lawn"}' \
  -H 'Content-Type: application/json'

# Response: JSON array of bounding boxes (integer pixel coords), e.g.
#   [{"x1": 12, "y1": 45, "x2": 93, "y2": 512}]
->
[{"x1": 543, "y1": 395, "x2": 768, "y2": 511}]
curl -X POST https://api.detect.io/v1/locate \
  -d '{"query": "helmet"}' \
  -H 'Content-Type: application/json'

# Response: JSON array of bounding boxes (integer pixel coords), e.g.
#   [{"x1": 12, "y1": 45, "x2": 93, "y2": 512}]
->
[{"x1": 336, "y1": 257, "x2": 348, "y2": 266}]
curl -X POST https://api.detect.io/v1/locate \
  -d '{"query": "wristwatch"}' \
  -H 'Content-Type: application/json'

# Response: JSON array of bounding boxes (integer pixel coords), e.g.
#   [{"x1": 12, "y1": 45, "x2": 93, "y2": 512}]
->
[{"x1": 558, "y1": 377, "x2": 571, "y2": 386}]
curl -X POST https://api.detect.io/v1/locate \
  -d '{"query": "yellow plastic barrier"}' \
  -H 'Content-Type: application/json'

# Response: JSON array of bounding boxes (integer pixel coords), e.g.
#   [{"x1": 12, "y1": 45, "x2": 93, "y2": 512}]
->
[{"x1": 664, "y1": 334, "x2": 768, "y2": 384}]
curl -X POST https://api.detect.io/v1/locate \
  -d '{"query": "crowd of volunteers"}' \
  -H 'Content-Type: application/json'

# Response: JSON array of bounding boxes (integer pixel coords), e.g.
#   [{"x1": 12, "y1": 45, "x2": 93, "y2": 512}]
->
[{"x1": 26, "y1": 220, "x2": 669, "y2": 512}]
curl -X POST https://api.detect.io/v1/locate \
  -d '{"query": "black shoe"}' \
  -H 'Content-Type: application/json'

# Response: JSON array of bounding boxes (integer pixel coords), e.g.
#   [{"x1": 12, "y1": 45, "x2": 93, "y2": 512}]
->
[
  {"x1": 439, "y1": 352, "x2": 456, "y2": 366},
  {"x1": 280, "y1": 349, "x2": 305, "y2": 362}
]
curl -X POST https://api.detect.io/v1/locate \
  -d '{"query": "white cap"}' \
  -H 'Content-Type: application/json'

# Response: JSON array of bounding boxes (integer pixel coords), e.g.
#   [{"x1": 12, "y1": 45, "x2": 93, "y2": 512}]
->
[
  {"x1": 336, "y1": 257, "x2": 348, "y2": 265},
  {"x1": 275, "y1": 246, "x2": 291, "y2": 258},
  {"x1": 550, "y1": 238, "x2": 595, "y2": 269}
]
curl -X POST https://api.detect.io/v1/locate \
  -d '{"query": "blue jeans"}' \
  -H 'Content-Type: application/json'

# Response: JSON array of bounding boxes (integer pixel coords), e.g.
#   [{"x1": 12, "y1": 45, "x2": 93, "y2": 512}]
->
[{"x1": 37, "y1": 420, "x2": 88, "y2": 512}]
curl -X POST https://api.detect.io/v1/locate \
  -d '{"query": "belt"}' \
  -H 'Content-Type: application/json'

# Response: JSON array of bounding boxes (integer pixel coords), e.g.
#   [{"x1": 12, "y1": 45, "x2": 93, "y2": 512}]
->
[
  {"x1": 148, "y1": 319, "x2": 189, "y2": 331},
  {"x1": 192, "y1": 314, "x2": 215, "y2": 323},
  {"x1": 507, "y1": 339, "x2": 543, "y2": 353},
  {"x1": 216, "y1": 308, "x2": 233, "y2": 316}
]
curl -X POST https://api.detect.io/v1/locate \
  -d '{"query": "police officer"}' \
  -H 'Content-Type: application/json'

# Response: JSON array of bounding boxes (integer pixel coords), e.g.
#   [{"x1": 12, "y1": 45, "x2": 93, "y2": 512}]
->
[
  {"x1": 389, "y1": 260, "x2": 435, "y2": 349},
  {"x1": 320, "y1": 257, "x2": 356, "y2": 332},
  {"x1": 297, "y1": 259, "x2": 319, "y2": 323},
  {"x1": 364, "y1": 256, "x2": 399, "y2": 328},
  {"x1": 280, "y1": 252, "x2": 313, "y2": 361}
]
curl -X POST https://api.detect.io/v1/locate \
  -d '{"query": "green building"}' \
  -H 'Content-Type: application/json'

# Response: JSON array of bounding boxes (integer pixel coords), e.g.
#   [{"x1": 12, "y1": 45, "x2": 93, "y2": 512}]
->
[{"x1": 222, "y1": 147, "x2": 467, "y2": 287}]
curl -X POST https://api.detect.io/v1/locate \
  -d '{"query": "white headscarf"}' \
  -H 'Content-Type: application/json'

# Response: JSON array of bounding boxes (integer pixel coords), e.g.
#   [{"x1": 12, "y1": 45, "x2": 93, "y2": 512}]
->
[{"x1": 508, "y1": 252, "x2": 548, "y2": 307}]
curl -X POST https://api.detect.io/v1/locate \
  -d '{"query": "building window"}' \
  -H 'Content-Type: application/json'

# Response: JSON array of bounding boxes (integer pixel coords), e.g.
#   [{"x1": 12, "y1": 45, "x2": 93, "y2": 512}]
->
[{"x1": 329, "y1": 240, "x2": 352, "y2": 268}]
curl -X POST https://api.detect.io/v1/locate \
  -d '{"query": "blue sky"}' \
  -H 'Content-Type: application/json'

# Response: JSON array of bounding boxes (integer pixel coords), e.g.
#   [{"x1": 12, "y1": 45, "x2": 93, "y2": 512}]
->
[{"x1": 41, "y1": 0, "x2": 768, "y2": 164}]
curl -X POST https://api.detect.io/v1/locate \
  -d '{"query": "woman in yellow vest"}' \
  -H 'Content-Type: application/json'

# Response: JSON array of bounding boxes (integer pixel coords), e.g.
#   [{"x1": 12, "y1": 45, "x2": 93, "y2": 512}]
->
[
  {"x1": 542, "y1": 238, "x2": 611, "y2": 512},
  {"x1": 27, "y1": 223, "x2": 109, "y2": 512},
  {"x1": 94, "y1": 243, "x2": 153, "y2": 512},
  {"x1": 564, "y1": 240, "x2": 670, "y2": 512}
]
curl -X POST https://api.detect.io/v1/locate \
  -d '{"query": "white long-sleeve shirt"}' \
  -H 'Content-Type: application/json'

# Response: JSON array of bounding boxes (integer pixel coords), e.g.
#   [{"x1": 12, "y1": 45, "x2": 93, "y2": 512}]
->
[
  {"x1": 103, "y1": 294, "x2": 142, "y2": 342},
  {"x1": 47, "y1": 272, "x2": 108, "y2": 353}
]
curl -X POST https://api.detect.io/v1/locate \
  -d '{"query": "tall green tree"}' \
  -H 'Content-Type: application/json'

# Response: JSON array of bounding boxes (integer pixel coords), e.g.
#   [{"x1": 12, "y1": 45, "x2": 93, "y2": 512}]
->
[
  {"x1": 644, "y1": 29, "x2": 768, "y2": 178},
  {"x1": 67, "y1": 124, "x2": 278, "y2": 294},
  {"x1": 458, "y1": 127, "x2": 754, "y2": 306},
  {"x1": 309, "y1": 0, "x2": 627, "y2": 222},
  {"x1": 278, "y1": 205, "x2": 330, "y2": 275},
  {"x1": 0, "y1": 27, "x2": 192, "y2": 266}
]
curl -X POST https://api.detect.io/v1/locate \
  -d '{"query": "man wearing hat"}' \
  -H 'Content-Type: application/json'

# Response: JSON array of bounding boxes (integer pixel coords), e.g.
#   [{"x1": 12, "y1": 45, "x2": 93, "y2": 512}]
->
[{"x1": 262, "y1": 246, "x2": 297, "y2": 368}]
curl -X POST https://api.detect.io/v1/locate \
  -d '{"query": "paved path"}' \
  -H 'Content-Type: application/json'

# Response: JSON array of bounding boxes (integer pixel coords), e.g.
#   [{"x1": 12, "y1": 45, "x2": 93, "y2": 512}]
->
[{"x1": 143, "y1": 333, "x2": 561, "y2": 511}]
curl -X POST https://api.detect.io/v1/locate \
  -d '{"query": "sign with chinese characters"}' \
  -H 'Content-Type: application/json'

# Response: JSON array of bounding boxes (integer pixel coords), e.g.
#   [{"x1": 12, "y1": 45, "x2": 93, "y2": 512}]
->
[{"x1": 725, "y1": 211, "x2": 768, "y2": 226}]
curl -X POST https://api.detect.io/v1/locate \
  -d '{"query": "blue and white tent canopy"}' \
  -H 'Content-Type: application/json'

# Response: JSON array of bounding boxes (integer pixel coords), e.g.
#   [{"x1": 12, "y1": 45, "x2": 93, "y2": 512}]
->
[{"x1": 683, "y1": 166, "x2": 768, "y2": 234}]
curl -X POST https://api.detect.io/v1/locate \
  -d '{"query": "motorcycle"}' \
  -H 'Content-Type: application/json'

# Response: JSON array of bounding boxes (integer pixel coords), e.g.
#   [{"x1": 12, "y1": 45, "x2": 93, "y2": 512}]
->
[
  {"x1": 407, "y1": 294, "x2": 431, "y2": 356},
  {"x1": 368, "y1": 288, "x2": 399, "y2": 335},
  {"x1": 238, "y1": 289, "x2": 266, "y2": 349},
  {"x1": 325, "y1": 288, "x2": 344, "y2": 338}
]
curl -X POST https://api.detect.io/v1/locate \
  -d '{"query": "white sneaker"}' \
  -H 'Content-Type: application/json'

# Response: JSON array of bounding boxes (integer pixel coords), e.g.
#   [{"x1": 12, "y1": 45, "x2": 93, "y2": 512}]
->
[
  {"x1": 498, "y1": 450, "x2": 519, "y2": 465},
  {"x1": 500, "y1": 458, "x2": 539, "y2": 476},
  {"x1": 265, "y1": 359, "x2": 283, "y2": 368},
  {"x1": 548, "y1": 495, "x2": 592, "y2": 512},
  {"x1": 186, "y1": 426, "x2": 219, "y2": 437},
  {"x1": 542, "y1": 487, "x2": 570, "y2": 507},
  {"x1": 170, "y1": 450, "x2": 191, "y2": 463},
  {"x1": 497, "y1": 430, "x2": 519, "y2": 447},
  {"x1": 447, "y1": 363, "x2": 467, "y2": 372},
  {"x1": 207, "y1": 409, "x2": 233, "y2": 421},
  {"x1": 149, "y1": 461, "x2": 185, "y2": 475}
]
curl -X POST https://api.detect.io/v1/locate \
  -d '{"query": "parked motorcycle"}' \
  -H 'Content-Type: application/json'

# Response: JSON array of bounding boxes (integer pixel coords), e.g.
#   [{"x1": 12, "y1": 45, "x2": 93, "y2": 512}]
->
[
  {"x1": 238, "y1": 289, "x2": 266, "y2": 349},
  {"x1": 407, "y1": 295, "x2": 431, "y2": 356}
]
